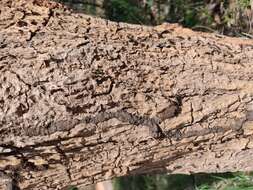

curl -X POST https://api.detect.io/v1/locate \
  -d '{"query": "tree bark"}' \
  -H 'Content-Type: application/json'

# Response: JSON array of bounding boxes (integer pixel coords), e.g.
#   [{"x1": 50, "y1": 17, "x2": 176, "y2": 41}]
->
[{"x1": 1, "y1": 0, "x2": 253, "y2": 189}]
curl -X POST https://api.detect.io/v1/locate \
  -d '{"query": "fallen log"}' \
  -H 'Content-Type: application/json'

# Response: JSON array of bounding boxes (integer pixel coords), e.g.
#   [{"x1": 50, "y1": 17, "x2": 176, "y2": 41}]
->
[{"x1": 0, "y1": 0, "x2": 253, "y2": 189}]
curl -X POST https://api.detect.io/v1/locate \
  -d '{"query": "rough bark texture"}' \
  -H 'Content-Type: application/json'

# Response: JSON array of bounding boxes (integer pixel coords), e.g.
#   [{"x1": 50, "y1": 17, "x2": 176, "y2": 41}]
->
[{"x1": 1, "y1": 0, "x2": 253, "y2": 189}]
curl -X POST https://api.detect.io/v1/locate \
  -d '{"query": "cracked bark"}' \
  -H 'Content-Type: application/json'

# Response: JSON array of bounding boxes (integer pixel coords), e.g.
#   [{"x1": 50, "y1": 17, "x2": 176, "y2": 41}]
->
[{"x1": 1, "y1": 0, "x2": 253, "y2": 189}]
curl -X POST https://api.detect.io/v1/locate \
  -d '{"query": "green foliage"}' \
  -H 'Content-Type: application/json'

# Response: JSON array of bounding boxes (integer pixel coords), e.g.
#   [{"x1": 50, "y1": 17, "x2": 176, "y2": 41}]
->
[
  {"x1": 213, "y1": 173, "x2": 253, "y2": 190},
  {"x1": 220, "y1": 0, "x2": 252, "y2": 34},
  {"x1": 114, "y1": 173, "x2": 253, "y2": 190},
  {"x1": 104, "y1": 0, "x2": 151, "y2": 25},
  {"x1": 167, "y1": 0, "x2": 205, "y2": 27},
  {"x1": 113, "y1": 174, "x2": 195, "y2": 190},
  {"x1": 68, "y1": 186, "x2": 78, "y2": 190},
  {"x1": 237, "y1": 0, "x2": 251, "y2": 8},
  {"x1": 58, "y1": 0, "x2": 253, "y2": 36}
]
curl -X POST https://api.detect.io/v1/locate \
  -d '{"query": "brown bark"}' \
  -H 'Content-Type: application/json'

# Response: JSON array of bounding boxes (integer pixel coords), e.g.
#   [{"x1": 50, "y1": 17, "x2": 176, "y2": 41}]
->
[{"x1": 1, "y1": 0, "x2": 253, "y2": 189}]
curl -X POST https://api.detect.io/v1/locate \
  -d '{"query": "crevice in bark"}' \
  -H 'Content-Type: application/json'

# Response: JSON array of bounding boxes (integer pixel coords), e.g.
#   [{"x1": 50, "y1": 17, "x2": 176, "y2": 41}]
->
[
  {"x1": 0, "y1": 170, "x2": 21, "y2": 190},
  {"x1": 55, "y1": 144, "x2": 72, "y2": 181}
]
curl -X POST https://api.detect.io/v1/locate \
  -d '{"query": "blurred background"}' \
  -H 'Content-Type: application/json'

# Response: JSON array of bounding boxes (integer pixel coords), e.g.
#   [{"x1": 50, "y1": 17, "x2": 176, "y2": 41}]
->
[
  {"x1": 68, "y1": 172, "x2": 253, "y2": 190},
  {"x1": 54, "y1": 0, "x2": 253, "y2": 189},
  {"x1": 57, "y1": 0, "x2": 253, "y2": 37}
]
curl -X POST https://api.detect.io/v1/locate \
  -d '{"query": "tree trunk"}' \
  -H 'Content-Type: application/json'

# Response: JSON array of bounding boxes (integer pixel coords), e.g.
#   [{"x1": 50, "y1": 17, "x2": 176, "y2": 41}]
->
[{"x1": 1, "y1": 0, "x2": 253, "y2": 189}]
